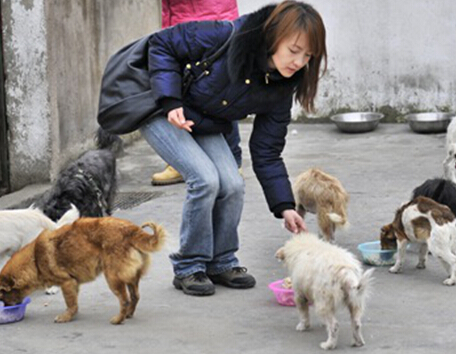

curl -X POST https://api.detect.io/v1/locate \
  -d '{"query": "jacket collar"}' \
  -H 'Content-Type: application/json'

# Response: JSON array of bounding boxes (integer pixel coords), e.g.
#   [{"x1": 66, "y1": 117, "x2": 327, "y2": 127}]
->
[{"x1": 227, "y1": 5, "x2": 275, "y2": 82}]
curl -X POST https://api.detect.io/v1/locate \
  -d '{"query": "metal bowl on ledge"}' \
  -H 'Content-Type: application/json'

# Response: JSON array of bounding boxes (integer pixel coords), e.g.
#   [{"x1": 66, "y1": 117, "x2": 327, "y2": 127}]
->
[
  {"x1": 330, "y1": 112, "x2": 384, "y2": 133},
  {"x1": 405, "y1": 112, "x2": 454, "y2": 134}
]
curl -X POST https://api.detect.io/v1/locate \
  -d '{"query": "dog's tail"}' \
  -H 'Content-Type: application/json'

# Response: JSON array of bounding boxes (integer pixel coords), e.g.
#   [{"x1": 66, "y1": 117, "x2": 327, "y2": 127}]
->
[
  {"x1": 328, "y1": 212, "x2": 350, "y2": 230},
  {"x1": 130, "y1": 222, "x2": 167, "y2": 253},
  {"x1": 55, "y1": 204, "x2": 80, "y2": 228},
  {"x1": 342, "y1": 268, "x2": 374, "y2": 309},
  {"x1": 95, "y1": 126, "x2": 124, "y2": 157}
]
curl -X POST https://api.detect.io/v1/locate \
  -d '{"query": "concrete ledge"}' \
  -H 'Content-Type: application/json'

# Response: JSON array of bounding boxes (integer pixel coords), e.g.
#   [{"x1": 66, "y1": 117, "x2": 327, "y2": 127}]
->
[{"x1": 0, "y1": 183, "x2": 50, "y2": 209}]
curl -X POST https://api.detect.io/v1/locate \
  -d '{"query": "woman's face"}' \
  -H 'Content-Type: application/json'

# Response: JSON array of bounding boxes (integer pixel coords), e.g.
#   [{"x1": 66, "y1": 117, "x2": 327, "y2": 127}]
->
[{"x1": 269, "y1": 31, "x2": 312, "y2": 78}]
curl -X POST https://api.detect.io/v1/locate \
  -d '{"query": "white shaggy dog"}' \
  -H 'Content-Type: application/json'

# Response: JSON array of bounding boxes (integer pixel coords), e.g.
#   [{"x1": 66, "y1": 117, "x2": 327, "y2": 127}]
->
[
  {"x1": 276, "y1": 232, "x2": 374, "y2": 350},
  {"x1": 0, "y1": 205, "x2": 79, "y2": 268},
  {"x1": 443, "y1": 117, "x2": 456, "y2": 183},
  {"x1": 293, "y1": 168, "x2": 349, "y2": 243}
]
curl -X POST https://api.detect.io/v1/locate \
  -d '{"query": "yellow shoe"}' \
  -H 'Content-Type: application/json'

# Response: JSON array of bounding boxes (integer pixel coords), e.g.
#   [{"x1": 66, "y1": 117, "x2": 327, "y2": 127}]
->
[{"x1": 151, "y1": 165, "x2": 184, "y2": 186}]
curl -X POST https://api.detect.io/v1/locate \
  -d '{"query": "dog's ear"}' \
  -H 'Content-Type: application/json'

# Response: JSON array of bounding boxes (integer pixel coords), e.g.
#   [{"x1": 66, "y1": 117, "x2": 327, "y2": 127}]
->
[
  {"x1": 0, "y1": 276, "x2": 14, "y2": 293},
  {"x1": 381, "y1": 224, "x2": 392, "y2": 233},
  {"x1": 381, "y1": 224, "x2": 396, "y2": 240},
  {"x1": 380, "y1": 223, "x2": 398, "y2": 250},
  {"x1": 275, "y1": 247, "x2": 286, "y2": 261}
]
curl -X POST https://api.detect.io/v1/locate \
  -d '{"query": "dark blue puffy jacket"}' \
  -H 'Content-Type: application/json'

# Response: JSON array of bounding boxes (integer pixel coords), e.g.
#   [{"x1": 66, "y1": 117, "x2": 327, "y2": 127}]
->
[{"x1": 148, "y1": 5, "x2": 303, "y2": 217}]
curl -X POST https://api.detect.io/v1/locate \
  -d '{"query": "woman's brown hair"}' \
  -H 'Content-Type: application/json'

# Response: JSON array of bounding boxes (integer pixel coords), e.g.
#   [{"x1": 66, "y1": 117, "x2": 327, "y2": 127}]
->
[{"x1": 264, "y1": 1, "x2": 327, "y2": 112}]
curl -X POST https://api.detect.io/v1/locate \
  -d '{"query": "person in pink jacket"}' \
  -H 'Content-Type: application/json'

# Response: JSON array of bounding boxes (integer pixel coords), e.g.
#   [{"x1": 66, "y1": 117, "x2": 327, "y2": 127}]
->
[
  {"x1": 152, "y1": 0, "x2": 241, "y2": 185},
  {"x1": 162, "y1": 0, "x2": 239, "y2": 28}
]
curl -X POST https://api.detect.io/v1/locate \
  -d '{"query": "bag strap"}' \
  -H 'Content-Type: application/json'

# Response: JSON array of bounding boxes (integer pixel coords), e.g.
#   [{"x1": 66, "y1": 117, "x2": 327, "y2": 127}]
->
[
  {"x1": 181, "y1": 21, "x2": 235, "y2": 96},
  {"x1": 197, "y1": 21, "x2": 235, "y2": 69}
]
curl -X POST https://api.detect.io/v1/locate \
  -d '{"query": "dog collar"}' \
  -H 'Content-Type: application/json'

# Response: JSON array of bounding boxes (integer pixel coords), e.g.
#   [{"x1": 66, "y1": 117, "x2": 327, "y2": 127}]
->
[{"x1": 74, "y1": 168, "x2": 107, "y2": 212}]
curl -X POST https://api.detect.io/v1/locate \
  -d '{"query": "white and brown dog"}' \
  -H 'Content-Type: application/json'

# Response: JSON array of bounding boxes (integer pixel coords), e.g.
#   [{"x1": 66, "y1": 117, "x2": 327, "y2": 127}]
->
[
  {"x1": 293, "y1": 168, "x2": 349, "y2": 243},
  {"x1": 276, "y1": 232, "x2": 373, "y2": 350},
  {"x1": 380, "y1": 196, "x2": 456, "y2": 285}
]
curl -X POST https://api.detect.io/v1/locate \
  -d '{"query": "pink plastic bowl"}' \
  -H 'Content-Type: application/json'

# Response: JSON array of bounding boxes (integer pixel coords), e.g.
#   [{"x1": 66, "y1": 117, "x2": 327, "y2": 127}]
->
[
  {"x1": 268, "y1": 279, "x2": 295, "y2": 306},
  {"x1": 0, "y1": 297, "x2": 31, "y2": 324}
]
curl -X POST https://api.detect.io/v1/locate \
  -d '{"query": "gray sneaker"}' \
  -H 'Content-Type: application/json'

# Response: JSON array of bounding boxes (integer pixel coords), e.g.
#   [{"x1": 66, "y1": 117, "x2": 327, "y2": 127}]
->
[
  {"x1": 173, "y1": 272, "x2": 215, "y2": 296},
  {"x1": 208, "y1": 267, "x2": 256, "y2": 289}
]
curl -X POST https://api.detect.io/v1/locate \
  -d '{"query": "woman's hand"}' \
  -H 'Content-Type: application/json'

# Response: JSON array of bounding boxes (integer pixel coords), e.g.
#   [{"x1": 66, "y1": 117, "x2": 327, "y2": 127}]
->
[
  {"x1": 282, "y1": 209, "x2": 307, "y2": 234},
  {"x1": 167, "y1": 107, "x2": 194, "y2": 132}
]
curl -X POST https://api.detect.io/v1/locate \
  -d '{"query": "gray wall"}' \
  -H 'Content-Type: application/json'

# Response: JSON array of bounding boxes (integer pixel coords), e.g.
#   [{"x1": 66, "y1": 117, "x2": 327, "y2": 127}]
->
[
  {"x1": 2, "y1": 0, "x2": 456, "y2": 192},
  {"x1": 239, "y1": 0, "x2": 456, "y2": 120},
  {"x1": 1, "y1": 0, "x2": 160, "y2": 191}
]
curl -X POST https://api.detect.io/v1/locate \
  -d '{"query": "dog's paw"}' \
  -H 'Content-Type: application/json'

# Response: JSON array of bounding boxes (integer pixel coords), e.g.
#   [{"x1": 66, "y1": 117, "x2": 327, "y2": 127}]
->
[
  {"x1": 296, "y1": 321, "x2": 310, "y2": 332},
  {"x1": 443, "y1": 278, "x2": 456, "y2": 286},
  {"x1": 45, "y1": 286, "x2": 59, "y2": 295},
  {"x1": 388, "y1": 265, "x2": 401, "y2": 273},
  {"x1": 352, "y1": 339, "x2": 365, "y2": 347},
  {"x1": 110, "y1": 314, "x2": 126, "y2": 325},
  {"x1": 54, "y1": 313, "x2": 72, "y2": 323},
  {"x1": 320, "y1": 341, "x2": 337, "y2": 350}
]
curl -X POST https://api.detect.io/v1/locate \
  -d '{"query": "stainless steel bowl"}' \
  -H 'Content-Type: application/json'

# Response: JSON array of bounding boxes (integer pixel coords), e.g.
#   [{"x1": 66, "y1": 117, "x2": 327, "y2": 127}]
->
[
  {"x1": 330, "y1": 112, "x2": 384, "y2": 133},
  {"x1": 405, "y1": 112, "x2": 455, "y2": 133}
]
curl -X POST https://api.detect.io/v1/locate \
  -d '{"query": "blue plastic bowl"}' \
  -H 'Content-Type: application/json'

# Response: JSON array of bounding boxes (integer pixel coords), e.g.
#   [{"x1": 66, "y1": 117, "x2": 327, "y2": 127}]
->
[
  {"x1": 0, "y1": 297, "x2": 31, "y2": 324},
  {"x1": 357, "y1": 241, "x2": 397, "y2": 266}
]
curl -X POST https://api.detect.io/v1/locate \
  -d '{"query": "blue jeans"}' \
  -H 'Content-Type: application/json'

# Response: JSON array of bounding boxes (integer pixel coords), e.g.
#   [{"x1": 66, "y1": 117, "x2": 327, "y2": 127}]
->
[
  {"x1": 140, "y1": 116, "x2": 244, "y2": 277},
  {"x1": 225, "y1": 122, "x2": 242, "y2": 168}
]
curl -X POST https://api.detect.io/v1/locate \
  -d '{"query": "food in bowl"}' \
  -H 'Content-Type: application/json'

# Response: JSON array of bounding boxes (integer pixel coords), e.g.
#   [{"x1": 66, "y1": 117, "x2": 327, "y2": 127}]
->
[
  {"x1": 282, "y1": 277, "x2": 292, "y2": 289},
  {"x1": 268, "y1": 279, "x2": 295, "y2": 306},
  {"x1": 357, "y1": 241, "x2": 397, "y2": 266},
  {"x1": 0, "y1": 297, "x2": 31, "y2": 324}
]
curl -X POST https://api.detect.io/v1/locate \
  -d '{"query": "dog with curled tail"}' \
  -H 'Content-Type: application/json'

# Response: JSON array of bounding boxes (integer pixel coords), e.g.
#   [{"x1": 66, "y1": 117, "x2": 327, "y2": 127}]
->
[
  {"x1": 276, "y1": 232, "x2": 374, "y2": 350},
  {"x1": 0, "y1": 217, "x2": 166, "y2": 324},
  {"x1": 293, "y1": 168, "x2": 349, "y2": 243}
]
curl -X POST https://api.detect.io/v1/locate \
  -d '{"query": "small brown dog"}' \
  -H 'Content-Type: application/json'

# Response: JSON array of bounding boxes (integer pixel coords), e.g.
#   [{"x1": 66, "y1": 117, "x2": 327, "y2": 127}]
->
[
  {"x1": 0, "y1": 217, "x2": 166, "y2": 324},
  {"x1": 293, "y1": 168, "x2": 349, "y2": 242}
]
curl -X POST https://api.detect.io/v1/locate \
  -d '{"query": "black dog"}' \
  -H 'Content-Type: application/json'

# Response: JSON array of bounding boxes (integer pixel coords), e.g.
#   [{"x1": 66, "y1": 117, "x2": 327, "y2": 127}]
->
[
  {"x1": 35, "y1": 128, "x2": 122, "y2": 221},
  {"x1": 412, "y1": 178, "x2": 456, "y2": 215}
]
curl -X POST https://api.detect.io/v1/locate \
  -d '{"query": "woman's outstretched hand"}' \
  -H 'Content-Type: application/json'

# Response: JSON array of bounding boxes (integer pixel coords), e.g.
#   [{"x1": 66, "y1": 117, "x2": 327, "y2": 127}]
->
[
  {"x1": 168, "y1": 107, "x2": 194, "y2": 132},
  {"x1": 282, "y1": 209, "x2": 307, "y2": 234}
]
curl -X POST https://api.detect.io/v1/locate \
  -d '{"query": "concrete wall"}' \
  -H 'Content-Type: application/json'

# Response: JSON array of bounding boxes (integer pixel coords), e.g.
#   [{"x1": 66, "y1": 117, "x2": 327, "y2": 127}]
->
[
  {"x1": 2, "y1": 0, "x2": 455, "y2": 191},
  {"x1": 239, "y1": 0, "x2": 456, "y2": 120},
  {"x1": 1, "y1": 0, "x2": 160, "y2": 191}
]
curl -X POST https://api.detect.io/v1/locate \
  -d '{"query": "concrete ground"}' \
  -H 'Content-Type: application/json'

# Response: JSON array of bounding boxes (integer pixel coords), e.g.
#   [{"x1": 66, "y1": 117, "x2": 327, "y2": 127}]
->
[{"x1": 1, "y1": 123, "x2": 456, "y2": 353}]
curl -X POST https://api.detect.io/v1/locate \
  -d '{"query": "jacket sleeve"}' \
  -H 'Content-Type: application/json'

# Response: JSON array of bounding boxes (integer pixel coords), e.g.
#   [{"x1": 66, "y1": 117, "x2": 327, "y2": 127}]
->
[
  {"x1": 249, "y1": 96, "x2": 296, "y2": 218},
  {"x1": 147, "y1": 20, "x2": 232, "y2": 103}
]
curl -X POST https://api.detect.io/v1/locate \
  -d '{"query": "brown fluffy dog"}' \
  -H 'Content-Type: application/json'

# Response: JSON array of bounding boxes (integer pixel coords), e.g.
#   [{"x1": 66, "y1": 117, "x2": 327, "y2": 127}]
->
[
  {"x1": 293, "y1": 168, "x2": 349, "y2": 243},
  {"x1": 0, "y1": 217, "x2": 166, "y2": 324}
]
